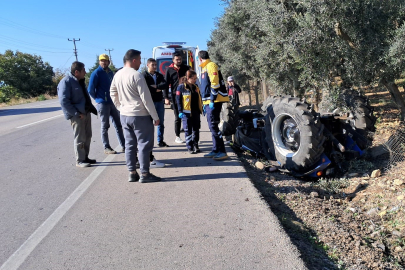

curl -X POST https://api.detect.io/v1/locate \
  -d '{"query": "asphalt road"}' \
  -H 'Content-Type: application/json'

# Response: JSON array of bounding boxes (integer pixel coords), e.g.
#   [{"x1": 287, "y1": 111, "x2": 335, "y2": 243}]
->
[{"x1": 0, "y1": 99, "x2": 307, "y2": 270}]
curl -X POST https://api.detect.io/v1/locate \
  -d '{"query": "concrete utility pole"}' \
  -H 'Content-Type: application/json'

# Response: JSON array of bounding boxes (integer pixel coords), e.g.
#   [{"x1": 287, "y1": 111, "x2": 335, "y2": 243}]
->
[
  {"x1": 140, "y1": 57, "x2": 148, "y2": 71},
  {"x1": 105, "y1": 48, "x2": 114, "y2": 65},
  {"x1": 68, "y1": 38, "x2": 80, "y2": 61}
]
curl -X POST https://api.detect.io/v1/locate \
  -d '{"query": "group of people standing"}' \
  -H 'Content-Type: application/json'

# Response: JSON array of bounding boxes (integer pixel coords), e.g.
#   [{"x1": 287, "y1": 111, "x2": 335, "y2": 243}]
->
[{"x1": 58, "y1": 49, "x2": 241, "y2": 183}]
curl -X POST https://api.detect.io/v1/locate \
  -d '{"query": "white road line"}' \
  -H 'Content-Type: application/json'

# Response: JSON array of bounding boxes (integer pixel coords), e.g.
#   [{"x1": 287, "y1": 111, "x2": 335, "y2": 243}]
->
[
  {"x1": 0, "y1": 150, "x2": 119, "y2": 270},
  {"x1": 16, "y1": 114, "x2": 64, "y2": 129}
]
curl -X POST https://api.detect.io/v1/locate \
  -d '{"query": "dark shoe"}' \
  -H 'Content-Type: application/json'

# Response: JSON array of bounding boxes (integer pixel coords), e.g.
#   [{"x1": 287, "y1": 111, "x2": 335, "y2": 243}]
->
[
  {"x1": 121, "y1": 147, "x2": 125, "y2": 153},
  {"x1": 188, "y1": 149, "x2": 196, "y2": 154},
  {"x1": 139, "y1": 173, "x2": 162, "y2": 183},
  {"x1": 76, "y1": 162, "x2": 91, "y2": 168},
  {"x1": 194, "y1": 144, "x2": 201, "y2": 153},
  {"x1": 84, "y1": 158, "x2": 96, "y2": 164},
  {"x1": 128, "y1": 172, "x2": 140, "y2": 182},
  {"x1": 104, "y1": 147, "x2": 117, "y2": 154},
  {"x1": 158, "y1": 141, "x2": 169, "y2": 147}
]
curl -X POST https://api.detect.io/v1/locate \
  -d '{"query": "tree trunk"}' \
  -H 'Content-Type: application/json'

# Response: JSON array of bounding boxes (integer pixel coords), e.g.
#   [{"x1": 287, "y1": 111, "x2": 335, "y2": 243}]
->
[
  {"x1": 248, "y1": 85, "x2": 252, "y2": 107},
  {"x1": 254, "y1": 81, "x2": 260, "y2": 109},
  {"x1": 290, "y1": 70, "x2": 301, "y2": 98},
  {"x1": 313, "y1": 88, "x2": 321, "y2": 112},
  {"x1": 261, "y1": 79, "x2": 268, "y2": 102},
  {"x1": 381, "y1": 80, "x2": 405, "y2": 120}
]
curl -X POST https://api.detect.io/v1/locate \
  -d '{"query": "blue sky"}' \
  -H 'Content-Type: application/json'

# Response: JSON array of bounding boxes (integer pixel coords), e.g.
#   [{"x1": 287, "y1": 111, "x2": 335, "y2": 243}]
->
[{"x1": 0, "y1": 0, "x2": 225, "y2": 71}]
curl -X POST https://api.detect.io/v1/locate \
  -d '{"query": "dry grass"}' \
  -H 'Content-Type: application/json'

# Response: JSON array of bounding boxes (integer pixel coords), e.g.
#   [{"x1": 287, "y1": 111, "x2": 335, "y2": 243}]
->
[{"x1": 0, "y1": 94, "x2": 57, "y2": 108}]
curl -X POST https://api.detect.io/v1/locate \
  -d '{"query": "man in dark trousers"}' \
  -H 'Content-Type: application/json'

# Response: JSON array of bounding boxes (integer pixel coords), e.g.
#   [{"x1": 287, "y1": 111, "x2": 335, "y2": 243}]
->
[
  {"x1": 198, "y1": 50, "x2": 229, "y2": 160},
  {"x1": 110, "y1": 49, "x2": 161, "y2": 183},
  {"x1": 225, "y1": 76, "x2": 242, "y2": 143},
  {"x1": 88, "y1": 54, "x2": 125, "y2": 154},
  {"x1": 226, "y1": 76, "x2": 242, "y2": 108},
  {"x1": 164, "y1": 52, "x2": 190, "y2": 144},
  {"x1": 58, "y1": 61, "x2": 97, "y2": 167},
  {"x1": 142, "y1": 58, "x2": 167, "y2": 168},
  {"x1": 143, "y1": 58, "x2": 168, "y2": 147}
]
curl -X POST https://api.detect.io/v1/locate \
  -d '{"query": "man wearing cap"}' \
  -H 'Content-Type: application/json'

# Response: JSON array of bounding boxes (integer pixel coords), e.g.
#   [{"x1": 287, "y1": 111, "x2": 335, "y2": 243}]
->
[{"x1": 88, "y1": 54, "x2": 125, "y2": 154}]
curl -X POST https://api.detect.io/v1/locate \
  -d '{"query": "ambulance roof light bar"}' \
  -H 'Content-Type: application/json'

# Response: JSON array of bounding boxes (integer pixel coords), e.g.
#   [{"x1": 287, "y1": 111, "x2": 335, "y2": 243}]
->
[{"x1": 162, "y1": 42, "x2": 187, "y2": 45}]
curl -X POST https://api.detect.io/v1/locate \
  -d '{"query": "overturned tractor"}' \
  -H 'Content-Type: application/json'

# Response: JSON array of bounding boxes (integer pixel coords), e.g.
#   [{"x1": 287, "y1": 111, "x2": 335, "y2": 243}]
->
[{"x1": 220, "y1": 91, "x2": 376, "y2": 178}]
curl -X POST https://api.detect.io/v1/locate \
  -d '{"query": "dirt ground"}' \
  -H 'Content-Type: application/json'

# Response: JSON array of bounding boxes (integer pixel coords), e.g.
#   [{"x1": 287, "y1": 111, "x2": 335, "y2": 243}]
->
[{"x1": 235, "y1": 87, "x2": 405, "y2": 270}]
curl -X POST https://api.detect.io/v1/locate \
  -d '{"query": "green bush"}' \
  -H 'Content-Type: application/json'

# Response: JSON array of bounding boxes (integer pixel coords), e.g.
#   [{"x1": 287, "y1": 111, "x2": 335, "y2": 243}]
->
[
  {"x1": 0, "y1": 50, "x2": 54, "y2": 98},
  {"x1": 37, "y1": 94, "x2": 46, "y2": 101},
  {"x1": 0, "y1": 85, "x2": 18, "y2": 103}
]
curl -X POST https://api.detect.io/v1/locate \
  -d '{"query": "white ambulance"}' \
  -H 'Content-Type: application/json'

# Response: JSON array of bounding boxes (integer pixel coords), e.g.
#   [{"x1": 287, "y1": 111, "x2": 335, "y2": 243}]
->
[{"x1": 152, "y1": 42, "x2": 201, "y2": 82}]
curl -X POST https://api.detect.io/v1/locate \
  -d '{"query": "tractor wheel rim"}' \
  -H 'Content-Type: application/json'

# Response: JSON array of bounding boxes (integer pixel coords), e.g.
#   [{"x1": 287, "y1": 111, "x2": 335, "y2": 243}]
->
[{"x1": 272, "y1": 113, "x2": 301, "y2": 157}]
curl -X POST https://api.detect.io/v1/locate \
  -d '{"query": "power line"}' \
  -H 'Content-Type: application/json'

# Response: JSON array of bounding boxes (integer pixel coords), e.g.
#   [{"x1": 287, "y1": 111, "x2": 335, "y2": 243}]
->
[
  {"x1": 0, "y1": 16, "x2": 66, "y2": 39},
  {"x1": 59, "y1": 54, "x2": 75, "y2": 69},
  {"x1": 0, "y1": 34, "x2": 71, "y2": 51},
  {"x1": 80, "y1": 41, "x2": 104, "y2": 50},
  {"x1": 0, "y1": 40, "x2": 72, "y2": 54},
  {"x1": 68, "y1": 38, "x2": 80, "y2": 61}
]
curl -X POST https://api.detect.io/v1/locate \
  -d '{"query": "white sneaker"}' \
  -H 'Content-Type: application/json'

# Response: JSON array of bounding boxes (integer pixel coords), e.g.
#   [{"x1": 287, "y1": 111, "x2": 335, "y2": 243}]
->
[
  {"x1": 175, "y1": 136, "x2": 184, "y2": 143},
  {"x1": 150, "y1": 158, "x2": 165, "y2": 168}
]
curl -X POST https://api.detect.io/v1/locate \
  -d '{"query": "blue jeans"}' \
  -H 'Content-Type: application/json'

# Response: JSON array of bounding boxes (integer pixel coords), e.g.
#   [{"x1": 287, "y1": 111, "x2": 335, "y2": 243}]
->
[
  {"x1": 154, "y1": 101, "x2": 165, "y2": 143},
  {"x1": 97, "y1": 102, "x2": 125, "y2": 149}
]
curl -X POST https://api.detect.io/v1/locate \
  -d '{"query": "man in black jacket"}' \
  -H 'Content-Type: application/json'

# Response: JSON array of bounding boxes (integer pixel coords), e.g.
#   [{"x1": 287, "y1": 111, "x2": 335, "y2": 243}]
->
[
  {"x1": 143, "y1": 58, "x2": 168, "y2": 147},
  {"x1": 226, "y1": 76, "x2": 242, "y2": 108},
  {"x1": 142, "y1": 58, "x2": 168, "y2": 168},
  {"x1": 164, "y1": 52, "x2": 190, "y2": 144},
  {"x1": 225, "y1": 76, "x2": 242, "y2": 143}
]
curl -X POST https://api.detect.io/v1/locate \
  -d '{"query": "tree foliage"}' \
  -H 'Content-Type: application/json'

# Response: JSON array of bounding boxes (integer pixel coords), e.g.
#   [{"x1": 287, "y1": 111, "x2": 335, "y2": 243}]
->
[
  {"x1": 50, "y1": 68, "x2": 69, "y2": 96},
  {"x1": 208, "y1": 0, "x2": 405, "y2": 117},
  {"x1": 0, "y1": 50, "x2": 54, "y2": 100}
]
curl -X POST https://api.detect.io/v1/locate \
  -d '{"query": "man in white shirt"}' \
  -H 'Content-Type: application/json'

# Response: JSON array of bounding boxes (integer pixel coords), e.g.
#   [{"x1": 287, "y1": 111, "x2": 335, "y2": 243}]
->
[{"x1": 110, "y1": 49, "x2": 161, "y2": 183}]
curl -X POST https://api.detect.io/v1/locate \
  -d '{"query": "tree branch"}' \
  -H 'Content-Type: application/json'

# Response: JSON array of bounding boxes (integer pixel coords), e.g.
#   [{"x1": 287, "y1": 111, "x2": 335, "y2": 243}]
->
[{"x1": 334, "y1": 22, "x2": 358, "y2": 50}]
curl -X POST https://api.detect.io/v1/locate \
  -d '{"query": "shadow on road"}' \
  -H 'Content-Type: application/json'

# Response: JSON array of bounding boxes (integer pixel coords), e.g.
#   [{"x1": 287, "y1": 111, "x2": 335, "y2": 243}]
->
[{"x1": 0, "y1": 107, "x2": 61, "y2": 116}]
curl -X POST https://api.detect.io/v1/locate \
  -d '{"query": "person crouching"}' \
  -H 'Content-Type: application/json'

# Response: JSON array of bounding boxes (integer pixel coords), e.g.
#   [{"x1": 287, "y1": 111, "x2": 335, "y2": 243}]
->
[{"x1": 176, "y1": 70, "x2": 202, "y2": 154}]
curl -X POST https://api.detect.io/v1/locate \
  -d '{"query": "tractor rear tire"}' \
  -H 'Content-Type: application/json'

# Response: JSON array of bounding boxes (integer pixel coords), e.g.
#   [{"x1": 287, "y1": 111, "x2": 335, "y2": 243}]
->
[
  {"x1": 219, "y1": 102, "x2": 239, "y2": 137},
  {"x1": 263, "y1": 96, "x2": 326, "y2": 172},
  {"x1": 340, "y1": 89, "x2": 376, "y2": 149}
]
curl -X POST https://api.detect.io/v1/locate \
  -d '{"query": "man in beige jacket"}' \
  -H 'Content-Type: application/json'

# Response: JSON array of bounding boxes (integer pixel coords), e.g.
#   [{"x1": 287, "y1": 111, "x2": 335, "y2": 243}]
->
[{"x1": 110, "y1": 49, "x2": 161, "y2": 183}]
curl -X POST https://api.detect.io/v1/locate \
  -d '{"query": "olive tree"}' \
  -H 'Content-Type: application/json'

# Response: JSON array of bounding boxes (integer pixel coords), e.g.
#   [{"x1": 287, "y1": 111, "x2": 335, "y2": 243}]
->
[
  {"x1": 209, "y1": 0, "x2": 405, "y2": 118},
  {"x1": 208, "y1": 0, "x2": 264, "y2": 106}
]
